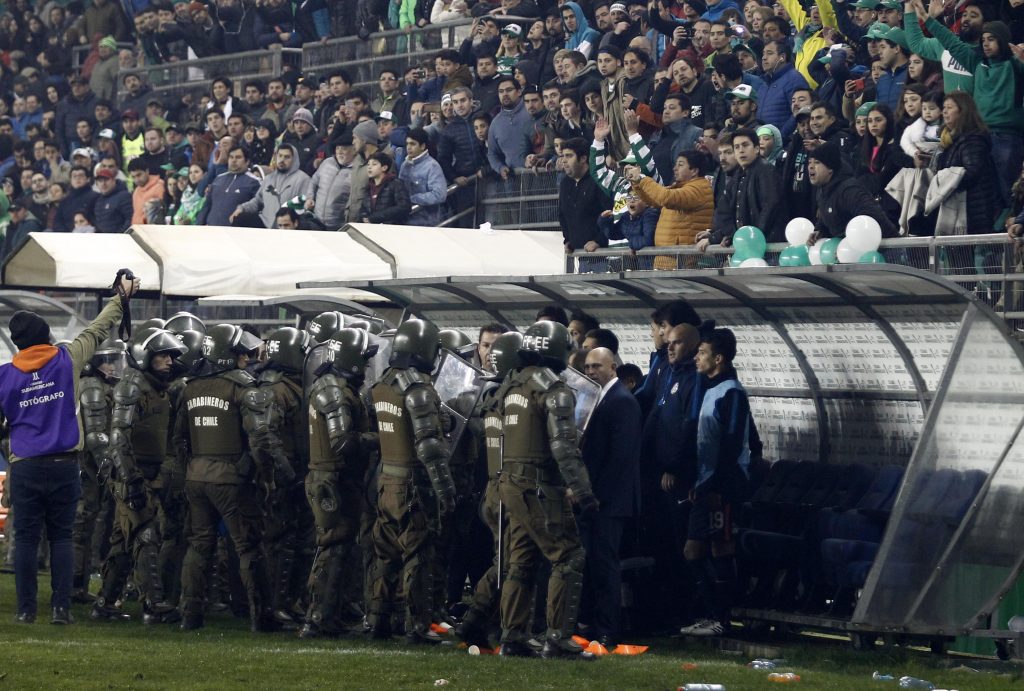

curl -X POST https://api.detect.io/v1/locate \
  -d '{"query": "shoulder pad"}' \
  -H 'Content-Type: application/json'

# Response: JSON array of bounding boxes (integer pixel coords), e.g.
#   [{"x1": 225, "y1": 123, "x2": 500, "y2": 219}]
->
[
  {"x1": 113, "y1": 372, "x2": 144, "y2": 407},
  {"x1": 528, "y1": 367, "x2": 560, "y2": 393},
  {"x1": 258, "y1": 370, "x2": 284, "y2": 385},
  {"x1": 241, "y1": 387, "x2": 274, "y2": 412},
  {"x1": 312, "y1": 379, "x2": 347, "y2": 414},
  {"x1": 405, "y1": 384, "x2": 438, "y2": 411},
  {"x1": 222, "y1": 369, "x2": 256, "y2": 387},
  {"x1": 394, "y1": 368, "x2": 430, "y2": 393},
  {"x1": 80, "y1": 378, "x2": 108, "y2": 407}
]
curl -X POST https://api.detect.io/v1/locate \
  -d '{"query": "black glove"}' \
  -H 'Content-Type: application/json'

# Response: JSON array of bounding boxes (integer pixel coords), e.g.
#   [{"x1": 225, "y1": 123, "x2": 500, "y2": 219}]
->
[
  {"x1": 126, "y1": 479, "x2": 147, "y2": 512},
  {"x1": 576, "y1": 491, "x2": 600, "y2": 515},
  {"x1": 274, "y1": 459, "x2": 297, "y2": 487}
]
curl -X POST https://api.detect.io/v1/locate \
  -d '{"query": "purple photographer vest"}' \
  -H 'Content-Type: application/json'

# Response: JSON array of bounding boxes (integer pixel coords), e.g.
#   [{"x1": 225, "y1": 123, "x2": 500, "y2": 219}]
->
[{"x1": 0, "y1": 347, "x2": 79, "y2": 459}]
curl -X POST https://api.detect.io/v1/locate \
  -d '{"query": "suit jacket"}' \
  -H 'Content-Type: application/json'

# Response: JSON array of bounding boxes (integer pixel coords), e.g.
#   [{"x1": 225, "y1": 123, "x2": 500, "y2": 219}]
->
[{"x1": 581, "y1": 379, "x2": 642, "y2": 518}]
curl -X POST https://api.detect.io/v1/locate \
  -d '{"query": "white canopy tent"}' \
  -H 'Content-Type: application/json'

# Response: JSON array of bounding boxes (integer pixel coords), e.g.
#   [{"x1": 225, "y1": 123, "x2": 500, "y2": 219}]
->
[
  {"x1": 129, "y1": 226, "x2": 393, "y2": 296},
  {"x1": 344, "y1": 224, "x2": 565, "y2": 278},
  {"x1": 2, "y1": 232, "x2": 160, "y2": 291}
]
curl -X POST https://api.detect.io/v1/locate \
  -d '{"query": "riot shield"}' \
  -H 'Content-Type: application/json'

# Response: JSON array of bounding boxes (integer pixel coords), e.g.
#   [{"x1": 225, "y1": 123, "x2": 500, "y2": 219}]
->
[
  {"x1": 560, "y1": 366, "x2": 600, "y2": 431},
  {"x1": 364, "y1": 332, "x2": 393, "y2": 391},
  {"x1": 433, "y1": 350, "x2": 489, "y2": 458}
]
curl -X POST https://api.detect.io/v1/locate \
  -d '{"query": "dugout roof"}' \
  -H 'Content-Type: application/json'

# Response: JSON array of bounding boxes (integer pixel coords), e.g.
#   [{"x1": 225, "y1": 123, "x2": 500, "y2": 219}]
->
[{"x1": 301, "y1": 264, "x2": 1024, "y2": 636}]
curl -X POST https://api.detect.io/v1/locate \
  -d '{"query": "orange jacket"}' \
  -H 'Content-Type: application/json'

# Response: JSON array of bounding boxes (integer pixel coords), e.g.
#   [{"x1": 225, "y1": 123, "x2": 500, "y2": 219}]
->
[
  {"x1": 634, "y1": 175, "x2": 714, "y2": 269},
  {"x1": 131, "y1": 175, "x2": 166, "y2": 225}
]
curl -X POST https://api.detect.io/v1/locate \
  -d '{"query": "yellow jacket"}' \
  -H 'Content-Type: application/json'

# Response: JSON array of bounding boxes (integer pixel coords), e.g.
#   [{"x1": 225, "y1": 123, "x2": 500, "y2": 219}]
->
[{"x1": 780, "y1": 0, "x2": 837, "y2": 89}]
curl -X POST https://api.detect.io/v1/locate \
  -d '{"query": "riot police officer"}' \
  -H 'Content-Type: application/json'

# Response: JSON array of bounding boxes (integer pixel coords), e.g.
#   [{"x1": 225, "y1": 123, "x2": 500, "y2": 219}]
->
[
  {"x1": 159, "y1": 314, "x2": 207, "y2": 606},
  {"x1": 498, "y1": 321, "x2": 598, "y2": 660},
  {"x1": 300, "y1": 328, "x2": 378, "y2": 639},
  {"x1": 72, "y1": 337, "x2": 126, "y2": 603},
  {"x1": 368, "y1": 319, "x2": 456, "y2": 644},
  {"x1": 92, "y1": 328, "x2": 187, "y2": 623},
  {"x1": 306, "y1": 311, "x2": 348, "y2": 344},
  {"x1": 248, "y1": 327, "x2": 313, "y2": 630},
  {"x1": 174, "y1": 324, "x2": 277, "y2": 632},
  {"x1": 456, "y1": 331, "x2": 522, "y2": 648}
]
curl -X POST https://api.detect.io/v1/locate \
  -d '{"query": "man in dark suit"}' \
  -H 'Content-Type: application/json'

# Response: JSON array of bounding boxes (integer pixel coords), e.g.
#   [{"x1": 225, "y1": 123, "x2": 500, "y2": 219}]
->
[{"x1": 578, "y1": 346, "x2": 642, "y2": 647}]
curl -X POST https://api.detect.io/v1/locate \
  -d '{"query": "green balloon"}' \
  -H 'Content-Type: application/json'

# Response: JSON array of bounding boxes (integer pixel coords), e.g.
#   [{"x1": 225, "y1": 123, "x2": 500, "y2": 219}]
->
[
  {"x1": 729, "y1": 254, "x2": 744, "y2": 267},
  {"x1": 859, "y1": 250, "x2": 886, "y2": 264},
  {"x1": 779, "y1": 245, "x2": 811, "y2": 267},
  {"x1": 732, "y1": 225, "x2": 767, "y2": 259},
  {"x1": 819, "y1": 237, "x2": 842, "y2": 265}
]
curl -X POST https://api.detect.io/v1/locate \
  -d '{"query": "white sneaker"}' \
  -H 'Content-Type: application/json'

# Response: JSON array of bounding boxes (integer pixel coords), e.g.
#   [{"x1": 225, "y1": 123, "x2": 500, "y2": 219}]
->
[{"x1": 682, "y1": 619, "x2": 724, "y2": 637}]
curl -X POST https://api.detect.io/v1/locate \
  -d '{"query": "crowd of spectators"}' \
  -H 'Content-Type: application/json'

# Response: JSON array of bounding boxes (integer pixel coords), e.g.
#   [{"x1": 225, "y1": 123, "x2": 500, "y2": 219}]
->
[{"x1": 0, "y1": 0, "x2": 1021, "y2": 265}]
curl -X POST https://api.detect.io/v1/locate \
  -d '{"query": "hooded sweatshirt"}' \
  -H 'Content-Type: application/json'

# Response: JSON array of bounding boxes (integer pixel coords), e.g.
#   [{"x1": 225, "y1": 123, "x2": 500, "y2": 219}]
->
[
  {"x1": 238, "y1": 144, "x2": 313, "y2": 228},
  {"x1": 0, "y1": 297, "x2": 123, "y2": 461},
  {"x1": 562, "y1": 2, "x2": 600, "y2": 59},
  {"x1": 924, "y1": 18, "x2": 1024, "y2": 134}
]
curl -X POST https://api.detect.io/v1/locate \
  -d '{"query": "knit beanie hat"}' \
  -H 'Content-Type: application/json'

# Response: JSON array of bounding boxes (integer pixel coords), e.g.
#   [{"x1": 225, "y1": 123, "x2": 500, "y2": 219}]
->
[
  {"x1": 10, "y1": 310, "x2": 50, "y2": 350},
  {"x1": 99, "y1": 36, "x2": 118, "y2": 51},
  {"x1": 808, "y1": 139, "x2": 842, "y2": 171},
  {"x1": 982, "y1": 21, "x2": 1011, "y2": 56},
  {"x1": 352, "y1": 120, "x2": 379, "y2": 145}
]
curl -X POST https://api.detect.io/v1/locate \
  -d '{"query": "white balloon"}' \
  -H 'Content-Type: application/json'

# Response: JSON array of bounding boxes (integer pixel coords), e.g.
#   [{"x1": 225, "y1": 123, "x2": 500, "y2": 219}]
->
[
  {"x1": 785, "y1": 217, "x2": 815, "y2": 246},
  {"x1": 808, "y1": 238, "x2": 827, "y2": 266},
  {"x1": 836, "y1": 237, "x2": 862, "y2": 264},
  {"x1": 845, "y1": 215, "x2": 882, "y2": 252},
  {"x1": 739, "y1": 257, "x2": 769, "y2": 268}
]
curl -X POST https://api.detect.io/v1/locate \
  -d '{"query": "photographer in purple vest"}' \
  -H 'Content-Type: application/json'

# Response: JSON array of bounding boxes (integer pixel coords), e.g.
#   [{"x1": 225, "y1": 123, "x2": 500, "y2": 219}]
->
[{"x1": 0, "y1": 270, "x2": 139, "y2": 625}]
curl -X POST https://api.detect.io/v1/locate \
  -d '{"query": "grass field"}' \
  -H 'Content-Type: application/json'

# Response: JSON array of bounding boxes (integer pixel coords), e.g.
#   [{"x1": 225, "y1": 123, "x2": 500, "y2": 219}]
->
[{"x1": 0, "y1": 575, "x2": 1020, "y2": 690}]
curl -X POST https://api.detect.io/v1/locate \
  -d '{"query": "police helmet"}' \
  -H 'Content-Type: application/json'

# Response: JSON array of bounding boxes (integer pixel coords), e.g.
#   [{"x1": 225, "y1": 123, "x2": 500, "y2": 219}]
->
[
  {"x1": 489, "y1": 332, "x2": 524, "y2": 378},
  {"x1": 164, "y1": 311, "x2": 206, "y2": 336},
  {"x1": 265, "y1": 327, "x2": 313, "y2": 373},
  {"x1": 131, "y1": 328, "x2": 188, "y2": 371},
  {"x1": 86, "y1": 337, "x2": 128, "y2": 382},
  {"x1": 306, "y1": 311, "x2": 347, "y2": 343},
  {"x1": 389, "y1": 319, "x2": 440, "y2": 373},
  {"x1": 439, "y1": 329, "x2": 472, "y2": 352},
  {"x1": 353, "y1": 314, "x2": 386, "y2": 335},
  {"x1": 136, "y1": 317, "x2": 166, "y2": 331},
  {"x1": 328, "y1": 328, "x2": 379, "y2": 378},
  {"x1": 203, "y1": 324, "x2": 264, "y2": 370},
  {"x1": 519, "y1": 321, "x2": 572, "y2": 372},
  {"x1": 174, "y1": 329, "x2": 206, "y2": 373}
]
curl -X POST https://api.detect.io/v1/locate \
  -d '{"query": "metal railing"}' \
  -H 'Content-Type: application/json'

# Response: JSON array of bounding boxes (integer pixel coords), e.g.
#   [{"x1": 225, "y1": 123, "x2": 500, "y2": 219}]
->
[
  {"x1": 568, "y1": 234, "x2": 1024, "y2": 332},
  {"x1": 116, "y1": 46, "x2": 302, "y2": 110},
  {"x1": 477, "y1": 167, "x2": 560, "y2": 231},
  {"x1": 301, "y1": 17, "x2": 531, "y2": 95}
]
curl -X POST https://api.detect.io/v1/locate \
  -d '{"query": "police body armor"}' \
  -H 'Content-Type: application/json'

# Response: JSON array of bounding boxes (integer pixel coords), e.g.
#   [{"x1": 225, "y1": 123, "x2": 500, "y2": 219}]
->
[
  {"x1": 372, "y1": 369, "x2": 420, "y2": 468},
  {"x1": 80, "y1": 374, "x2": 114, "y2": 465},
  {"x1": 181, "y1": 371, "x2": 252, "y2": 481},
  {"x1": 110, "y1": 368, "x2": 171, "y2": 483},
  {"x1": 501, "y1": 366, "x2": 556, "y2": 466},
  {"x1": 308, "y1": 374, "x2": 371, "y2": 473},
  {"x1": 480, "y1": 384, "x2": 506, "y2": 479}
]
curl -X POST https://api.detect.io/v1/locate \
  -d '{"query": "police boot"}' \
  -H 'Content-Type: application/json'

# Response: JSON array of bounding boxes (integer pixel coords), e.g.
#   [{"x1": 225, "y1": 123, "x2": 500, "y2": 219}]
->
[
  {"x1": 249, "y1": 569, "x2": 283, "y2": 633},
  {"x1": 179, "y1": 613, "x2": 205, "y2": 631},
  {"x1": 540, "y1": 637, "x2": 597, "y2": 661},
  {"x1": 270, "y1": 545, "x2": 300, "y2": 630},
  {"x1": 141, "y1": 544, "x2": 177, "y2": 623},
  {"x1": 405, "y1": 623, "x2": 443, "y2": 645},
  {"x1": 90, "y1": 597, "x2": 131, "y2": 622},
  {"x1": 455, "y1": 608, "x2": 491, "y2": 648},
  {"x1": 71, "y1": 588, "x2": 96, "y2": 604},
  {"x1": 498, "y1": 640, "x2": 539, "y2": 658}
]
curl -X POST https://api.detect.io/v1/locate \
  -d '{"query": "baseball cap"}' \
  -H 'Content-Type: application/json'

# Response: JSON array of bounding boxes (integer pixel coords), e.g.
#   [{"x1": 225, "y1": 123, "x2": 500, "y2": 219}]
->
[
  {"x1": 96, "y1": 168, "x2": 117, "y2": 179},
  {"x1": 882, "y1": 26, "x2": 909, "y2": 49},
  {"x1": 855, "y1": 100, "x2": 878, "y2": 118},
  {"x1": 878, "y1": 0, "x2": 902, "y2": 9},
  {"x1": 725, "y1": 84, "x2": 758, "y2": 102},
  {"x1": 121, "y1": 109, "x2": 140, "y2": 120},
  {"x1": 378, "y1": 110, "x2": 396, "y2": 122},
  {"x1": 165, "y1": 123, "x2": 182, "y2": 133},
  {"x1": 795, "y1": 105, "x2": 812, "y2": 121},
  {"x1": 98, "y1": 128, "x2": 116, "y2": 139},
  {"x1": 501, "y1": 23, "x2": 522, "y2": 37},
  {"x1": 852, "y1": 0, "x2": 882, "y2": 8},
  {"x1": 862, "y1": 21, "x2": 889, "y2": 40},
  {"x1": 177, "y1": 166, "x2": 190, "y2": 177},
  {"x1": 71, "y1": 147, "x2": 95, "y2": 159}
]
